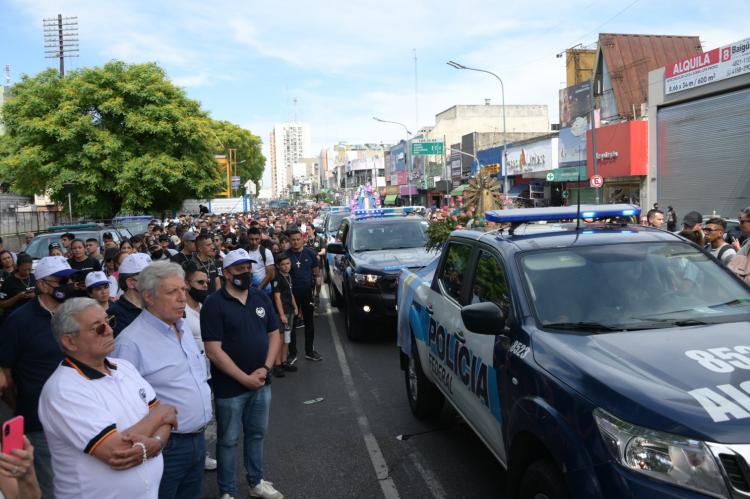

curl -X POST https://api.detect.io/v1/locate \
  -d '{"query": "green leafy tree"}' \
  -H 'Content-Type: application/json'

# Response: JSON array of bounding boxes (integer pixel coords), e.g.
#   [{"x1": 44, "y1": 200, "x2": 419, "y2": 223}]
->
[
  {"x1": 0, "y1": 61, "x2": 224, "y2": 217},
  {"x1": 207, "y1": 119, "x2": 265, "y2": 193}
]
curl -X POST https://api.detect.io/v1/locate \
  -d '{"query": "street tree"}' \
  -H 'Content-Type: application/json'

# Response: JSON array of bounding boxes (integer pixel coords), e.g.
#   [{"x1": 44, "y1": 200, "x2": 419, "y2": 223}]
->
[{"x1": 0, "y1": 61, "x2": 225, "y2": 217}]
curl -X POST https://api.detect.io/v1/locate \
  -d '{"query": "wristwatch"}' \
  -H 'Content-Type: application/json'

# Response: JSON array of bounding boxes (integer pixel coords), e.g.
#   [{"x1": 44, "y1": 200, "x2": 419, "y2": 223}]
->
[{"x1": 262, "y1": 365, "x2": 272, "y2": 374}]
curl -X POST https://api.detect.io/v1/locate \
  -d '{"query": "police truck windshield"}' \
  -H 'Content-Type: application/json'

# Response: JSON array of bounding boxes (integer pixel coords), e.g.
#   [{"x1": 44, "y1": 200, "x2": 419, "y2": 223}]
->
[
  {"x1": 520, "y1": 242, "x2": 750, "y2": 331},
  {"x1": 351, "y1": 220, "x2": 428, "y2": 252}
]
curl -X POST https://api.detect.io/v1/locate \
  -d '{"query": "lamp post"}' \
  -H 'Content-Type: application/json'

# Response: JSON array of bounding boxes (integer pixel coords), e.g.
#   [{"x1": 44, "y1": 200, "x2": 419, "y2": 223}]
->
[
  {"x1": 446, "y1": 61, "x2": 509, "y2": 196},
  {"x1": 450, "y1": 147, "x2": 482, "y2": 171},
  {"x1": 62, "y1": 181, "x2": 75, "y2": 221},
  {"x1": 373, "y1": 116, "x2": 414, "y2": 206}
]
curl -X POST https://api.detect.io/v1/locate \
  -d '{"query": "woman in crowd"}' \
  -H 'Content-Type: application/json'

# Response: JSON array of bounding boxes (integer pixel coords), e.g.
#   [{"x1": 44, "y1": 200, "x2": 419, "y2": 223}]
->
[
  {"x1": 0, "y1": 251, "x2": 14, "y2": 277},
  {"x1": 119, "y1": 239, "x2": 134, "y2": 254}
]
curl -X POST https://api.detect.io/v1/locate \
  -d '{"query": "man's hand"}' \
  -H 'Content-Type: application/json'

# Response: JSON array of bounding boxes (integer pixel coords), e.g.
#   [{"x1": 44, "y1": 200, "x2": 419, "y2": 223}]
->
[
  {"x1": 121, "y1": 432, "x2": 161, "y2": 459},
  {"x1": 242, "y1": 369, "x2": 267, "y2": 390},
  {"x1": 152, "y1": 403, "x2": 178, "y2": 430},
  {"x1": 107, "y1": 434, "x2": 147, "y2": 470},
  {"x1": 731, "y1": 239, "x2": 741, "y2": 251}
]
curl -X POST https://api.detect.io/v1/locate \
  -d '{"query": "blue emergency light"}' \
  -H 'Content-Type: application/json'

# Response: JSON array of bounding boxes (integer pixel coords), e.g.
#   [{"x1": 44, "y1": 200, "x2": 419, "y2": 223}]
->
[
  {"x1": 485, "y1": 204, "x2": 641, "y2": 224},
  {"x1": 352, "y1": 207, "x2": 415, "y2": 218}
]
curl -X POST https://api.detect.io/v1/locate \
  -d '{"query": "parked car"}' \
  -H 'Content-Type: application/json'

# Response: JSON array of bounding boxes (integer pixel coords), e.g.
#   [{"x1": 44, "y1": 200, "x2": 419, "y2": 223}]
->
[{"x1": 25, "y1": 223, "x2": 132, "y2": 267}]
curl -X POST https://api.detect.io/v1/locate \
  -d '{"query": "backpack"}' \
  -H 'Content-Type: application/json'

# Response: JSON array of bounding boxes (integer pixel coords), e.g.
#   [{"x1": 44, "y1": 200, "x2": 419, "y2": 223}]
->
[
  {"x1": 717, "y1": 245, "x2": 732, "y2": 265},
  {"x1": 728, "y1": 255, "x2": 750, "y2": 285}
]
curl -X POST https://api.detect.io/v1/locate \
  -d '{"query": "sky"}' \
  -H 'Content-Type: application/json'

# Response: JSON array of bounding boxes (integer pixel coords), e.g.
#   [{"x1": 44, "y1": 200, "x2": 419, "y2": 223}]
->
[{"x1": 1, "y1": 0, "x2": 749, "y2": 187}]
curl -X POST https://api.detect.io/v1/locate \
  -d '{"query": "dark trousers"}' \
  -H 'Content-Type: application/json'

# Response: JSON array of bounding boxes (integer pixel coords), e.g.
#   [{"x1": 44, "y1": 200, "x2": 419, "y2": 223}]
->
[
  {"x1": 290, "y1": 287, "x2": 315, "y2": 355},
  {"x1": 158, "y1": 432, "x2": 206, "y2": 499}
]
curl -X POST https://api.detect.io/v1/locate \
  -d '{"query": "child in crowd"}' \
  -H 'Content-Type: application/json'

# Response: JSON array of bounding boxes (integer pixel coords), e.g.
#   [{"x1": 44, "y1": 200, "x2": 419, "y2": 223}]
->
[{"x1": 272, "y1": 252, "x2": 298, "y2": 377}]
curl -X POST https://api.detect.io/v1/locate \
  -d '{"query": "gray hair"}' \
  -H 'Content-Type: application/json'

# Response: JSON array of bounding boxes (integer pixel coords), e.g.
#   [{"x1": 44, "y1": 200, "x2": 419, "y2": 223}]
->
[
  {"x1": 138, "y1": 260, "x2": 185, "y2": 304},
  {"x1": 51, "y1": 297, "x2": 100, "y2": 350}
]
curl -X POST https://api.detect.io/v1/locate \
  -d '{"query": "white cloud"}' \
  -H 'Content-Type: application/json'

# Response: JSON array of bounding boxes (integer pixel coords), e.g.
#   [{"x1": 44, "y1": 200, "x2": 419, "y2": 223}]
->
[{"x1": 171, "y1": 73, "x2": 212, "y2": 88}]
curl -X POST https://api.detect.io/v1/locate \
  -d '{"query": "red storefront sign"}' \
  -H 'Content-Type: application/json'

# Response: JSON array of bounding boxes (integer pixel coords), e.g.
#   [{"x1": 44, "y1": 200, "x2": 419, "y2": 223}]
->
[{"x1": 586, "y1": 120, "x2": 647, "y2": 178}]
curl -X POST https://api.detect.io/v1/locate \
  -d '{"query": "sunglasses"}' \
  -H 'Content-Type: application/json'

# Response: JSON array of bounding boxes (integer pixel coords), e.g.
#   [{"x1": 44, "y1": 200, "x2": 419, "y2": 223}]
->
[{"x1": 92, "y1": 316, "x2": 117, "y2": 336}]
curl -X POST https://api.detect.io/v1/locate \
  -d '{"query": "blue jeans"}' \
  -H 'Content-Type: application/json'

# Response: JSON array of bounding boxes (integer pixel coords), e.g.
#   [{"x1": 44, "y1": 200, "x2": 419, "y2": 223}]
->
[
  {"x1": 215, "y1": 385, "x2": 271, "y2": 495},
  {"x1": 28, "y1": 431, "x2": 54, "y2": 499},
  {"x1": 158, "y1": 432, "x2": 206, "y2": 499}
]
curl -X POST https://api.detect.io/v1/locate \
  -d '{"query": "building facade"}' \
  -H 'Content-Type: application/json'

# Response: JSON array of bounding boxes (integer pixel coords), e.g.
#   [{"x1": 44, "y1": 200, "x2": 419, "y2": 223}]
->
[{"x1": 269, "y1": 122, "x2": 311, "y2": 199}]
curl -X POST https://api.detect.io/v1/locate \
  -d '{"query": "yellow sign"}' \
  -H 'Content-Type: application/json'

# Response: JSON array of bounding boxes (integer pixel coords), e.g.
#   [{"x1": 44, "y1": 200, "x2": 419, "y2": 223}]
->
[{"x1": 481, "y1": 163, "x2": 500, "y2": 175}]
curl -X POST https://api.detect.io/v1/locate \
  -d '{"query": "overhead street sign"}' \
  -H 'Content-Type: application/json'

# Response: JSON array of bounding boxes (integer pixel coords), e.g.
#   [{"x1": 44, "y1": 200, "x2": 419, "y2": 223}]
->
[{"x1": 411, "y1": 141, "x2": 444, "y2": 155}]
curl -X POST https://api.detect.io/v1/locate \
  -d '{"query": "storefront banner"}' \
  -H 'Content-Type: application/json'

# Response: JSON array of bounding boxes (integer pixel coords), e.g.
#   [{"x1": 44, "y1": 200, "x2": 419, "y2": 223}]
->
[
  {"x1": 450, "y1": 159, "x2": 462, "y2": 182},
  {"x1": 506, "y1": 138, "x2": 558, "y2": 176},
  {"x1": 665, "y1": 37, "x2": 750, "y2": 95},
  {"x1": 545, "y1": 165, "x2": 588, "y2": 182},
  {"x1": 389, "y1": 143, "x2": 407, "y2": 172},
  {"x1": 586, "y1": 120, "x2": 647, "y2": 178},
  {"x1": 400, "y1": 185, "x2": 418, "y2": 196}
]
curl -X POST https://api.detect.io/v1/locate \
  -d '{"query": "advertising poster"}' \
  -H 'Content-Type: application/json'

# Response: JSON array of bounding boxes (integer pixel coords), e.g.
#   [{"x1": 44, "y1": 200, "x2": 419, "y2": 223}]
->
[{"x1": 665, "y1": 37, "x2": 750, "y2": 95}]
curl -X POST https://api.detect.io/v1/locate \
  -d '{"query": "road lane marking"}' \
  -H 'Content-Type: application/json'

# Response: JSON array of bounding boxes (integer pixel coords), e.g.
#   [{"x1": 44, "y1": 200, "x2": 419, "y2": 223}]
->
[
  {"x1": 409, "y1": 452, "x2": 447, "y2": 499},
  {"x1": 323, "y1": 290, "x2": 401, "y2": 499}
]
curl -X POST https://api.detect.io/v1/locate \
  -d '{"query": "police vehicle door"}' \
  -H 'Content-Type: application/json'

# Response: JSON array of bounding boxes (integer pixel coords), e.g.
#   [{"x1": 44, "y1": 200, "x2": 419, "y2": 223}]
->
[
  {"x1": 460, "y1": 247, "x2": 511, "y2": 463},
  {"x1": 331, "y1": 220, "x2": 349, "y2": 294},
  {"x1": 429, "y1": 241, "x2": 483, "y2": 433}
]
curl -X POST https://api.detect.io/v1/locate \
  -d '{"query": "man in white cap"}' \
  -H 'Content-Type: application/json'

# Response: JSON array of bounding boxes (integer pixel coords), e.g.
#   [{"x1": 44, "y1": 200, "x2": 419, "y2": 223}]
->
[
  {"x1": 107, "y1": 252, "x2": 152, "y2": 337},
  {"x1": 0, "y1": 256, "x2": 79, "y2": 498},
  {"x1": 201, "y1": 249, "x2": 282, "y2": 499},
  {"x1": 85, "y1": 271, "x2": 112, "y2": 311}
]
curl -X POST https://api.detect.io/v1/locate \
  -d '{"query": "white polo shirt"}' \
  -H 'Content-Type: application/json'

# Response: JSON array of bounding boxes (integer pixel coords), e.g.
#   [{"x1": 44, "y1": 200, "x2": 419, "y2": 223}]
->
[{"x1": 38, "y1": 356, "x2": 163, "y2": 499}]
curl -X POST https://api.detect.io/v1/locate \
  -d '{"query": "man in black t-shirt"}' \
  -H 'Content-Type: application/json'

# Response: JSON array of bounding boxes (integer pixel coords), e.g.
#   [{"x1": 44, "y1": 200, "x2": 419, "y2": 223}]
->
[
  {"x1": 193, "y1": 234, "x2": 222, "y2": 293},
  {"x1": 287, "y1": 228, "x2": 321, "y2": 362},
  {"x1": 0, "y1": 253, "x2": 36, "y2": 322},
  {"x1": 171, "y1": 231, "x2": 197, "y2": 267}
]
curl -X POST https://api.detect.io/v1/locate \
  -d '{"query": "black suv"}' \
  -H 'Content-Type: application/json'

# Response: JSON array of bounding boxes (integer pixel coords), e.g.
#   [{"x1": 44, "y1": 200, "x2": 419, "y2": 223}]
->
[{"x1": 326, "y1": 209, "x2": 434, "y2": 340}]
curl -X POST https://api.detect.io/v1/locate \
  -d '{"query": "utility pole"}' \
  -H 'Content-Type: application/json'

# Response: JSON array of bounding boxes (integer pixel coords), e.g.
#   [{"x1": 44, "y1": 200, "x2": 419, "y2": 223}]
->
[
  {"x1": 43, "y1": 15, "x2": 78, "y2": 76},
  {"x1": 413, "y1": 48, "x2": 419, "y2": 133}
]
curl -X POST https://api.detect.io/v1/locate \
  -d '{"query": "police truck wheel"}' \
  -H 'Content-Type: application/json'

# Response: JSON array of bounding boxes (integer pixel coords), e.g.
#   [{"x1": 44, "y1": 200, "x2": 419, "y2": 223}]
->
[
  {"x1": 405, "y1": 336, "x2": 444, "y2": 419},
  {"x1": 327, "y1": 278, "x2": 339, "y2": 307},
  {"x1": 519, "y1": 459, "x2": 569, "y2": 499}
]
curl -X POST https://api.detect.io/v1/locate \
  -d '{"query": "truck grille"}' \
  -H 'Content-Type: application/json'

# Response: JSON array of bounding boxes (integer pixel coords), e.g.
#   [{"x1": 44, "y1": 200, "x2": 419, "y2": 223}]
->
[{"x1": 720, "y1": 453, "x2": 750, "y2": 492}]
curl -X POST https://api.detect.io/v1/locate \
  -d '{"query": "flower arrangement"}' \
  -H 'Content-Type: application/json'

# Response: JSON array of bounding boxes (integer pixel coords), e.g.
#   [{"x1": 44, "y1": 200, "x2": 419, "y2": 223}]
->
[{"x1": 425, "y1": 209, "x2": 486, "y2": 252}]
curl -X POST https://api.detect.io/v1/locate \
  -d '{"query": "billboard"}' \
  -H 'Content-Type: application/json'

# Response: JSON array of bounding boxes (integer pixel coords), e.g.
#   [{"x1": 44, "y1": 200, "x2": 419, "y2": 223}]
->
[
  {"x1": 505, "y1": 138, "x2": 558, "y2": 175},
  {"x1": 558, "y1": 81, "x2": 592, "y2": 168},
  {"x1": 461, "y1": 133, "x2": 476, "y2": 179},
  {"x1": 665, "y1": 37, "x2": 750, "y2": 95},
  {"x1": 389, "y1": 142, "x2": 406, "y2": 172}
]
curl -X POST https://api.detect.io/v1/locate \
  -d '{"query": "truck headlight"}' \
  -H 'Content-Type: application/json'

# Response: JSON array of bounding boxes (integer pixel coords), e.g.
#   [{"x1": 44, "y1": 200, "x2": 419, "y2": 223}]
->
[
  {"x1": 354, "y1": 273, "x2": 380, "y2": 287},
  {"x1": 593, "y1": 408, "x2": 729, "y2": 498}
]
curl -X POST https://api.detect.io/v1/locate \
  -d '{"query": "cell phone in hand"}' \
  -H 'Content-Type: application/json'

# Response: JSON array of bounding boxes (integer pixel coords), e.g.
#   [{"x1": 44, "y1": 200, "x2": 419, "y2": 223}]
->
[{"x1": 2, "y1": 416, "x2": 24, "y2": 455}]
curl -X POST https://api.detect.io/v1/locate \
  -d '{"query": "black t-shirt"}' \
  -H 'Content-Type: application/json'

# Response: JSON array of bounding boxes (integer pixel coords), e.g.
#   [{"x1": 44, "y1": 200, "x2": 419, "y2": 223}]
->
[
  {"x1": 288, "y1": 247, "x2": 319, "y2": 291},
  {"x1": 272, "y1": 273, "x2": 294, "y2": 314},
  {"x1": 0, "y1": 272, "x2": 36, "y2": 320},
  {"x1": 192, "y1": 256, "x2": 222, "y2": 294},
  {"x1": 307, "y1": 235, "x2": 324, "y2": 253},
  {"x1": 200, "y1": 287, "x2": 280, "y2": 398},
  {"x1": 223, "y1": 232, "x2": 238, "y2": 249},
  {"x1": 170, "y1": 251, "x2": 192, "y2": 267},
  {"x1": 0, "y1": 299, "x2": 63, "y2": 432},
  {"x1": 107, "y1": 296, "x2": 142, "y2": 337},
  {"x1": 68, "y1": 256, "x2": 102, "y2": 278}
]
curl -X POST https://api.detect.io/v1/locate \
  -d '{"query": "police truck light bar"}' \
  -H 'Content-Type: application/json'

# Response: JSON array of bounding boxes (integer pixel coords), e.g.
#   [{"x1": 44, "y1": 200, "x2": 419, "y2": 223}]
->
[
  {"x1": 352, "y1": 207, "x2": 415, "y2": 218},
  {"x1": 485, "y1": 204, "x2": 640, "y2": 224}
]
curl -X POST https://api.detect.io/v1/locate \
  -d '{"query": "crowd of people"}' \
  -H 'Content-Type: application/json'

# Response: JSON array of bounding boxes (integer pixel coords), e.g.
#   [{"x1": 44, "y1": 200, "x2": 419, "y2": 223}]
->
[
  {"x1": 0, "y1": 207, "x2": 328, "y2": 499},
  {"x1": 0, "y1": 202, "x2": 748, "y2": 499}
]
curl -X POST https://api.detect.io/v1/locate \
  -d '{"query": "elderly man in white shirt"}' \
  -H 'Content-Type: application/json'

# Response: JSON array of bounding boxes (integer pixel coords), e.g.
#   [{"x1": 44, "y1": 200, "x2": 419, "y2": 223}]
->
[{"x1": 38, "y1": 298, "x2": 177, "y2": 499}]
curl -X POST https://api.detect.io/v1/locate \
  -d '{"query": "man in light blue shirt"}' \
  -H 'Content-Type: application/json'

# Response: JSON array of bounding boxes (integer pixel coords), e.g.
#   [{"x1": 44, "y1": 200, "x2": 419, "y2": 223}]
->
[{"x1": 114, "y1": 261, "x2": 212, "y2": 499}]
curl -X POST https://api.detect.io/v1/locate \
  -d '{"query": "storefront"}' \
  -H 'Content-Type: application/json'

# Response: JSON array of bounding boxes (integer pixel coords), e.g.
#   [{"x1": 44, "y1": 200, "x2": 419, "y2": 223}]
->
[
  {"x1": 505, "y1": 135, "x2": 559, "y2": 207},
  {"x1": 586, "y1": 120, "x2": 647, "y2": 205},
  {"x1": 647, "y1": 36, "x2": 750, "y2": 218}
]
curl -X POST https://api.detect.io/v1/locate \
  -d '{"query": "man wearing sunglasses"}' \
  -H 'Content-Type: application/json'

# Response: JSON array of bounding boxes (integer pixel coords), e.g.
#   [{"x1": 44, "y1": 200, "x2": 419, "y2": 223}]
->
[
  {"x1": 703, "y1": 217, "x2": 736, "y2": 265},
  {"x1": 0, "y1": 256, "x2": 80, "y2": 498},
  {"x1": 39, "y1": 297, "x2": 177, "y2": 499},
  {"x1": 114, "y1": 261, "x2": 212, "y2": 499}
]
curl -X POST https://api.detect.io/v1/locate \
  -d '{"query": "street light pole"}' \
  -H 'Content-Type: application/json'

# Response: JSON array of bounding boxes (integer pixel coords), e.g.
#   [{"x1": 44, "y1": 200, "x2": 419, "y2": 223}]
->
[
  {"x1": 62, "y1": 181, "x2": 75, "y2": 222},
  {"x1": 373, "y1": 116, "x2": 414, "y2": 206},
  {"x1": 447, "y1": 61, "x2": 509, "y2": 196}
]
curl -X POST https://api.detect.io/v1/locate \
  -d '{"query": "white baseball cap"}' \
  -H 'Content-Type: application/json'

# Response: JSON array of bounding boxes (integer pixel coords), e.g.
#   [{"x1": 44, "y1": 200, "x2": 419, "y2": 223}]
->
[
  {"x1": 35, "y1": 256, "x2": 79, "y2": 280},
  {"x1": 85, "y1": 271, "x2": 109, "y2": 289},
  {"x1": 223, "y1": 248, "x2": 255, "y2": 269},
  {"x1": 119, "y1": 252, "x2": 152, "y2": 274}
]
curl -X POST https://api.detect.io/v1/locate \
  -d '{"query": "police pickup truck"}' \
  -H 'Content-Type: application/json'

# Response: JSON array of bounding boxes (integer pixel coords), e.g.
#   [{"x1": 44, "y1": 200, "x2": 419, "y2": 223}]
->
[
  {"x1": 326, "y1": 208, "x2": 434, "y2": 340},
  {"x1": 396, "y1": 204, "x2": 750, "y2": 499}
]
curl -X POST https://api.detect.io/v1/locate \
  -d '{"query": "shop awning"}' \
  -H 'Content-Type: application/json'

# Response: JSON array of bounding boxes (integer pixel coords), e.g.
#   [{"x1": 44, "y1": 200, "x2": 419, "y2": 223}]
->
[
  {"x1": 506, "y1": 184, "x2": 529, "y2": 198},
  {"x1": 450, "y1": 184, "x2": 469, "y2": 196},
  {"x1": 384, "y1": 194, "x2": 398, "y2": 205}
]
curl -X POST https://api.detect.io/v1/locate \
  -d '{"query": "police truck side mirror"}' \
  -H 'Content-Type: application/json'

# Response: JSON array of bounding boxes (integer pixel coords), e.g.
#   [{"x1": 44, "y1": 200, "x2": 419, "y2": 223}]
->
[
  {"x1": 461, "y1": 302, "x2": 505, "y2": 335},
  {"x1": 327, "y1": 242, "x2": 345, "y2": 255}
]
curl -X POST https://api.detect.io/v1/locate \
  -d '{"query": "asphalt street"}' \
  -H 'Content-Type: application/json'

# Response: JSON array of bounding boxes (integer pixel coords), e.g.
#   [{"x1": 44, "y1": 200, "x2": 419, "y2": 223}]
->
[{"x1": 201, "y1": 287, "x2": 505, "y2": 499}]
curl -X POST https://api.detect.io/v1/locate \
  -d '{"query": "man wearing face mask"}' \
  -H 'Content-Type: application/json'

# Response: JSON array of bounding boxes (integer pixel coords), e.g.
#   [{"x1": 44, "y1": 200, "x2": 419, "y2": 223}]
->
[
  {"x1": 201, "y1": 249, "x2": 282, "y2": 499},
  {"x1": 147, "y1": 237, "x2": 170, "y2": 261},
  {"x1": 0, "y1": 256, "x2": 80, "y2": 498},
  {"x1": 107, "y1": 252, "x2": 152, "y2": 337}
]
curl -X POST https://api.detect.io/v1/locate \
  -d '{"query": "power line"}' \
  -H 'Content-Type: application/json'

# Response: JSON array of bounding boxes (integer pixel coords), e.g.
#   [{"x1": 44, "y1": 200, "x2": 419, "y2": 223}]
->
[{"x1": 43, "y1": 14, "x2": 79, "y2": 76}]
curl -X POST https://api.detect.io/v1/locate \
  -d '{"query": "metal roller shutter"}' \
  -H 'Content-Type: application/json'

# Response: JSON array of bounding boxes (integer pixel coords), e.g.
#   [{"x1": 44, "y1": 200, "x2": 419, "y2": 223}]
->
[{"x1": 657, "y1": 87, "x2": 750, "y2": 218}]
